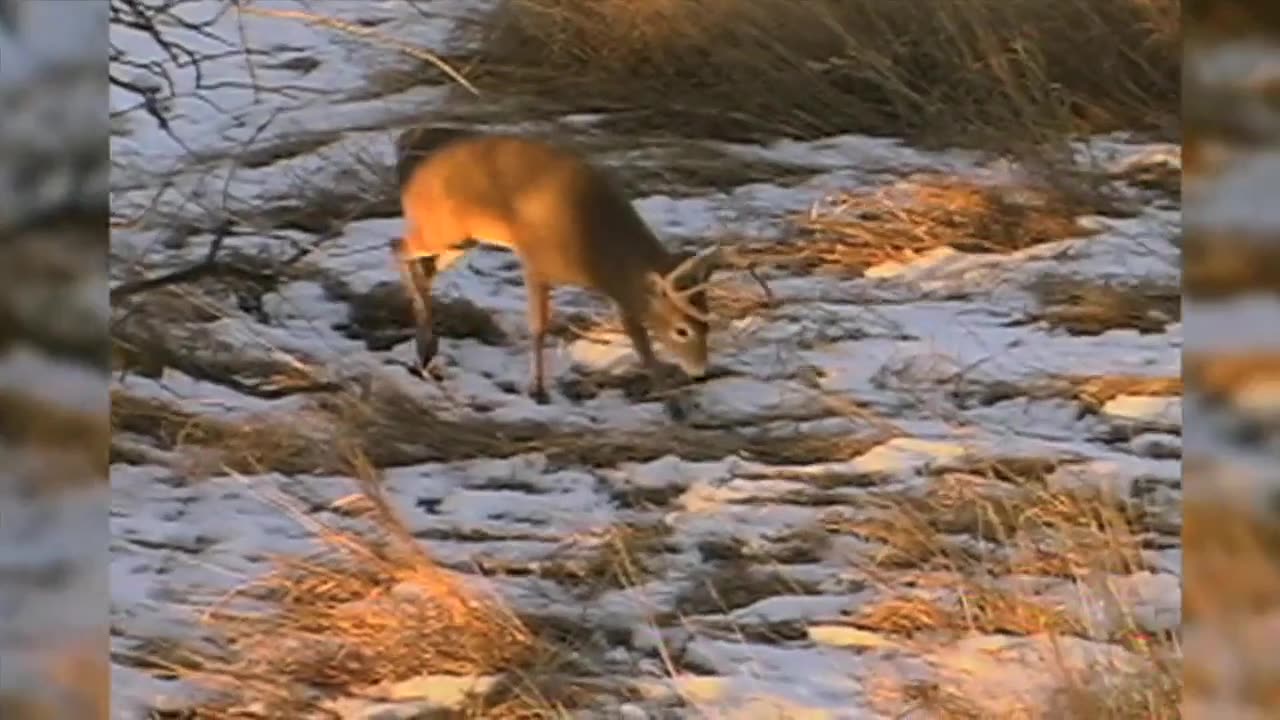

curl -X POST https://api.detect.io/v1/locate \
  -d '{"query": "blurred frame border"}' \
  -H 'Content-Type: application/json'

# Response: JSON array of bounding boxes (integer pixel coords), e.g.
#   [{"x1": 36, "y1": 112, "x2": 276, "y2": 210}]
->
[
  {"x1": 0, "y1": 0, "x2": 110, "y2": 718},
  {"x1": 1185, "y1": 0, "x2": 1280, "y2": 716}
]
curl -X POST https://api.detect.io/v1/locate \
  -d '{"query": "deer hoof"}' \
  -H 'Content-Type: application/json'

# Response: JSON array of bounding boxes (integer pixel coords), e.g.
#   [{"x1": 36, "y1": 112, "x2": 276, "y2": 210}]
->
[
  {"x1": 527, "y1": 383, "x2": 551, "y2": 405},
  {"x1": 415, "y1": 327, "x2": 439, "y2": 370},
  {"x1": 663, "y1": 396, "x2": 689, "y2": 422}
]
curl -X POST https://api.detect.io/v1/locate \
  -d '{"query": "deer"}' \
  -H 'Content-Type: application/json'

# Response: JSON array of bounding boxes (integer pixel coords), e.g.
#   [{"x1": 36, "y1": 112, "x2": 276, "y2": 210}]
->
[{"x1": 391, "y1": 128, "x2": 769, "y2": 408}]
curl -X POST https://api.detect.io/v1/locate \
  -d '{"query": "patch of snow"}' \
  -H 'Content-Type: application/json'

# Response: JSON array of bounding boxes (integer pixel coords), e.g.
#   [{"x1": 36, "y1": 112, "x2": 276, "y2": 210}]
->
[{"x1": 1101, "y1": 394, "x2": 1183, "y2": 431}]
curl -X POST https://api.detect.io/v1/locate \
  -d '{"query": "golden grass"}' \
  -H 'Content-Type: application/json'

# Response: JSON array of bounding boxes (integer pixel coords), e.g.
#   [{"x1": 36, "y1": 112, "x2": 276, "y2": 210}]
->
[
  {"x1": 1052, "y1": 652, "x2": 1182, "y2": 719},
  {"x1": 331, "y1": 278, "x2": 510, "y2": 350},
  {"x1": 464, "y1": 0, "x2": 1178, "y2": 144},
  {"x1": 342, "y1": 387, "x2": 895, "y2": 467},
  {"x1": 533, "y1": 521, "x2": 673, "y2": 592},
  {"x1": 825, "y1": 455, "x2": 1181, "y2": 715},
  {"x1": 1185, "y1": 231, "x2": 1280, "y2": 299},
  {"x1": 110, "y1": 391, "x2": 337, "y2": 476},
  {"x1": 675, "y1": 564, "x2": 820, "y2": 617},
  {"x1": 1028, "y1": 275, "x2": 1181, "y2": 336},
  {"x1": 1059, "y1": 374, "x2": 1183, "y2": 411},
  {"x1": 965, "y1": 373, "x2": 1181, "y2": 416},
  {"x1": 738, "y1": 175, "x2": 1099, "y2": 277},
  {"x1": 167, "y1": 455, "x2": 545, "y2": 718},
  {"x1": 0, "y1": 388, "x2": 108, "y2": 485},
  {"x1": 1182, "y1": 489, "x2": 1280, "y2": 715},
  {"x1": 0, "y1": 640, "x2": 108, "y2": 720},
  {"x1": 111, "y1": 381, "x2": 895, "y2": 476},
  {"x1": 838, "y1": 470, "x2": 1148, "y2": 581},
  {"x1": 1186, "y1": 350, "x2": 1280, "y2": 406},
  {"x1": 1185, "y1": 0, "x2": 1280, "y2": 41}
]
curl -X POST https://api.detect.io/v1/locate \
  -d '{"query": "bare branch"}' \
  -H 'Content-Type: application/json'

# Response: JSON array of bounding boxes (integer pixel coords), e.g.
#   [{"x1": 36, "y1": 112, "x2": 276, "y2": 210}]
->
[{"x1": 235, "y1": 4, "x2": 480, "y2": 96}]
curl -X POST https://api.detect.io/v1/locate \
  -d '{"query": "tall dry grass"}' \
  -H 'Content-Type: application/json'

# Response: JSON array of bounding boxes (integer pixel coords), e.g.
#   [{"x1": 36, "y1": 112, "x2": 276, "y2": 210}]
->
[
  {"x1": 151, "y1": 451, "x2": 568, "y2": 718},
  {"x1": 463, "y1": 0, "x2": 1180, "y2": 145},
  {"x1": 811, "y1": 454, "x2": 1184, "y2": 717},
  {"x1": 1183, "y1": 493, "x2": 1280, "y2": 715}
]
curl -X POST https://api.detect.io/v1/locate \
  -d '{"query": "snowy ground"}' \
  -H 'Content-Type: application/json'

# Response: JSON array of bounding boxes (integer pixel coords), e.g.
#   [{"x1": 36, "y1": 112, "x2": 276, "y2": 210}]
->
[{"x1": 109, "y1": 2, "x2": 1183, "y2": 718}]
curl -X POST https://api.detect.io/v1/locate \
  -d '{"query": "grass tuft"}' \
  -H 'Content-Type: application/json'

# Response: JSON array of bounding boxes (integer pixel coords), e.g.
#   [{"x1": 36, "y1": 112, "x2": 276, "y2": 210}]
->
[
  {"x1": 740, "y1": 174, "x2": 1101, "y2": 277},
  {"x1": 1028, "y1": 275, "x2": 1182, "y2": 336},
  {"x1": 167, "y1": 452, "x2": 547, "y2": 718},
  {"x1": 463, "y1": 0, "x2": 1179, "y2": 145}
]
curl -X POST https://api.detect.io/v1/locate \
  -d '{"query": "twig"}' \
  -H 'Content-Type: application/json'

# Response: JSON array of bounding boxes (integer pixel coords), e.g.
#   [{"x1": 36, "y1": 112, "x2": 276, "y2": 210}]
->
[
  {"x1": 109, "y1": 225, "x2": 276, "y2": 302},
  {"x1": 235, "y1": 5, "x2": 480, "y2": 97}
]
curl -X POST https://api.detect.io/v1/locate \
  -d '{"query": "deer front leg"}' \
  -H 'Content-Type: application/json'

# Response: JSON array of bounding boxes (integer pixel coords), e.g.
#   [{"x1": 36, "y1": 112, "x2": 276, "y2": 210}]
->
[
  {"x1": 399, "y1": 252, "x2": 439, "y2": 371},
  {"x1": 619, "y1": 311, "x2": 687, "y2": 420}
]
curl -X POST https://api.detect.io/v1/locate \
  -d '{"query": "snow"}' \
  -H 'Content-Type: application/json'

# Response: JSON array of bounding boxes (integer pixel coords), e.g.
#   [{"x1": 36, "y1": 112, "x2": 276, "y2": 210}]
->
[{"x1": 104, "y1": 1, "x2": 1186, "y2": 717}]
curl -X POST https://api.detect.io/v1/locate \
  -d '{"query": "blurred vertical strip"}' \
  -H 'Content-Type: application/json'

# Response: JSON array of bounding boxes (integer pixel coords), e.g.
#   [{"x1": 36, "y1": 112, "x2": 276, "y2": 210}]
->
[
  {"x1": 1183, "y1": 1, "x2": 1280, "y2": 716},
  {"x1": 0, "y1": 0, "x2": 110, "y2": 718}
]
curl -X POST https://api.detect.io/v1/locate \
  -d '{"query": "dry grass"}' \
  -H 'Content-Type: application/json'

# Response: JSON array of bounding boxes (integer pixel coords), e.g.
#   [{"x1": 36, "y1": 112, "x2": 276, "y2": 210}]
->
[
  {"x1": 1182, "y1": 486, "x2": 1280, "y2": 714},
  {"x1": 963, "y1": 372, "x2": 1181, "y2": 416},
  {"x1": 825, "y1": 457, "x2": 1180, "y2": 716},
  {"x1": 0, "y1": 388, "x2": 108, "y2": 485},
  {"x1": 1052, "y1": 652, "x2": 1182, "y2": 719},
  {"x1": 110, "y1": 391, "x2": 340, "y2": 476},
  {"x1": 1056, "y1": 374, "x2": 1183, "y2": 412},
  {"x1": 342, "y1": 387, "x2": 894, "y2": 467},
  {"x1": 0, "y1": 640, "x2": 109, "y2": 720},
  {"x1": 1184, "y1": 231, "x2": 1280, "y2": 298},
  {"x1": 1186, "y1": 350, "x2": 1280, "y2": 407},
  {"x1": 1185, "y1": 0, "x2": 1280, "y2": 41},
  {"x1": 327, "y1": 278, "x2": 510, "y2": 351},
  {"x1": 852, "y1": 582, "x2": 1086, "y2": 639},
  {"x1": 164, "y1": 454, "x2": 550, "y2": 718},
  {"x1": 111, "y1": 381, "x2": 894, "y2": 475},
  {"x1": 675, "y1": 564, "x2": 821, "y2": 617},
  {"x1": 463, "y1": 0, "x2": 1179, "y2": 144},
  {"x1": 1027, "y1": 275, "x2": 1182, "y2": 336},
  {"x1": 533, "y1": 521, "x2": 673, "y2": 593},
  {"x1": 739, "y1": 175, "x2": 1100, "y2": 278},
  {"x1": 836, "y1": 470, "x2": 1148, "y2": 580}
]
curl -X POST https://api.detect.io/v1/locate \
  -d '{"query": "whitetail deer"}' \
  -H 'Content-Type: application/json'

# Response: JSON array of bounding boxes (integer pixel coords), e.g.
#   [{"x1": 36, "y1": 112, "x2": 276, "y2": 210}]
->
[{"x1": 392, "y1": 129, "x2": 768, "y2": 405}]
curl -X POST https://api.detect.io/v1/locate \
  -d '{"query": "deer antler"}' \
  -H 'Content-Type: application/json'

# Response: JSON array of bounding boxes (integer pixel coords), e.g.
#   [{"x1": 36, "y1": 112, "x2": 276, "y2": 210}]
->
[{"x1": 659, "y1": 244, "x2": 774, "y2": 323}]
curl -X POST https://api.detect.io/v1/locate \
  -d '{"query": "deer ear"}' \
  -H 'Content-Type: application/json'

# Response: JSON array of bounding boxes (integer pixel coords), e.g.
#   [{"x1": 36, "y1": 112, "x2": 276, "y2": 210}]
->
[
  {"x1": 688, "y1": 246, "x2": 723, "y2": 278},
  {"x1": 646, "y1": 271, "x2": 668, "y2": 296}
]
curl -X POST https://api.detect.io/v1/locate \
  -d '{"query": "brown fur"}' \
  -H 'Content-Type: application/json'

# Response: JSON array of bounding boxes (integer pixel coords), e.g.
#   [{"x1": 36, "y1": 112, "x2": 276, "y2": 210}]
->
[{"x1": 394, "y1": 131, "x2": 721, "y2": 404}]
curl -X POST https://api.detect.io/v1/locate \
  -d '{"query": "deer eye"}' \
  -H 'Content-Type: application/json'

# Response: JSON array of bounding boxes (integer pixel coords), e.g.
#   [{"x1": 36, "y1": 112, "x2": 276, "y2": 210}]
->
[{"x1": 672, "y1": 324, "x2": 692, "y2": 341}]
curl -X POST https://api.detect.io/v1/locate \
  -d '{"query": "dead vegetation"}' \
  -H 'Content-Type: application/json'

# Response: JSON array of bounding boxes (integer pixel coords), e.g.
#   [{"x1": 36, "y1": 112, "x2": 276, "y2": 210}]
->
[
  {"x1": 1186, "y1": 350, "x2": 1280, "y2": 407},
  {"x1": 0, "y1": 388, "x2": 108, "y2": 484},
  {"x1": 150, "y1": 456, "x2": 575, "y2": 719},
  {"x1": 462, "y1": 0, "x2": 1178, "y2": 144},
  {"x1": 326, "y1": 278, "x2": 510, "y2": 351},
  {"x1": 1184, "y1": 230, "x2": 1280, "y2": 298},
  {"x1": 825, "y1": 459, "x2": 1180, "y2": 717},
  {"x1": 583, "y1": 136, "x2": 822, "y2": 197},
  {"x1": 110, "y1": 381, "x2": 896, "y2": 476},
  {"x1": 110, "y1": 391, "x2": 337, "y2": 476},
  {"x1": 739, "y1": 175, "x2": 1102, "y2": 278},
  {"x1": 0, "y1": 213, "x2": 108, "y2": 369},
  {"x1": 674, "y1": 564, "x2": 822, "y2": 617},
  {"x1": 957, "y1": 372, "x2": 1181, "y2": 417},
  {"x1": 1182, "y1": 482, "x2": 1280, "y2": 715},
  {"x1": 1026, "y1": 275, "x2": 1181, "y2": 336},
  {"x1": 501, "y1": 521, "x2": 675, "y2": 597},
  {"x1": 0, "y1": 639, "x2": 108, "y2": 720},
  {"x1": 1056, "y1": 374, "x2": 1183, "y2": 412}
]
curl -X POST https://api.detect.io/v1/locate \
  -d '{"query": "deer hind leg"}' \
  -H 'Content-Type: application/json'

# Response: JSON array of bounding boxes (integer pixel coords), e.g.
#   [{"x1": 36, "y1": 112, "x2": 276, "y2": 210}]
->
[
  {"x1": 524, "y1": 275, "x2": 551, "y2": 404},
  {"x1": 393, "y1": 233, "x2": 472, "y2": 371}
]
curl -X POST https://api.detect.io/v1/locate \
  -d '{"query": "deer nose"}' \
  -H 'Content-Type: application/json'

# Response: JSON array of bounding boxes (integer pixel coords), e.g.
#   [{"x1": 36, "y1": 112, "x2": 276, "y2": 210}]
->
[{"x1": 681, "y1": 359, "x2": 708, "y2": 379}]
